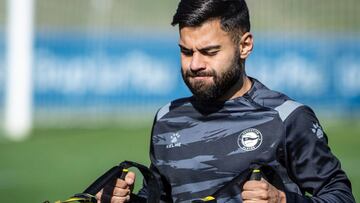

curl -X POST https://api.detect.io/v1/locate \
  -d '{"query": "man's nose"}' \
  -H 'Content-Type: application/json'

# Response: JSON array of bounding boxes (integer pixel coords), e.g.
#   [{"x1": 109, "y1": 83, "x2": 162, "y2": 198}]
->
[{"x1": 190, "y1": 52, "x2": 206, "y2": 72}]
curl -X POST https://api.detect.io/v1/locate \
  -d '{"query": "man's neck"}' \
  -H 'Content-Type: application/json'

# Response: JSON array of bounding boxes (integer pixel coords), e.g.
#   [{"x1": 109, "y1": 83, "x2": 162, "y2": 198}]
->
[{"x1": 219, "y1": 76, "x2": 252, "y2": 101}]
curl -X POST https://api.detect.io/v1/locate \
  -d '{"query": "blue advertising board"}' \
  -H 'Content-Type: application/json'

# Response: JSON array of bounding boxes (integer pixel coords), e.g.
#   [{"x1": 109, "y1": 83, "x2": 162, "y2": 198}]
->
[
  {"x1": 34, "y1": 33, "x2": 186, "y2": 108},
  {"x1": 247, "y1": 35, "x2": 360, "y2": 110},
  {"x1": 2, "y1": 32, "x2": 360, "y2": 112}
]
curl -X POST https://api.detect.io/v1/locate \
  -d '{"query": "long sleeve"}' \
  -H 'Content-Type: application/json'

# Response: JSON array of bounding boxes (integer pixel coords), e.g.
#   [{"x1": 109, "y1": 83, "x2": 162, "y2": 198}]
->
[{"x1": 283, "y1": 106, "x2": 355, "y2": 203}]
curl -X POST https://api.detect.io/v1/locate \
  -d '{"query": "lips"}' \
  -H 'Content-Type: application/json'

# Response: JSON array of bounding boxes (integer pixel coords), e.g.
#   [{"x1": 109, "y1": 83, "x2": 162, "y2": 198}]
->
[
  {"x1": 187, "y1": 72, "x2": 214, "y2": 78},
  {"x1": 191, "y1": 76, "x2": 212, "y2": 80},
  {"x1": 188, "y1": 71, "x2": 215, "y2": 83}
]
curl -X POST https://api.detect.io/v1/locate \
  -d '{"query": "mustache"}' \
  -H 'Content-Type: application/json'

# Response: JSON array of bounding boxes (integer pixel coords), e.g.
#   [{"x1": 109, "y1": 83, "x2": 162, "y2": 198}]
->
[{"x1": 185, "y1": 69, "x2": 215, "y2": 77}]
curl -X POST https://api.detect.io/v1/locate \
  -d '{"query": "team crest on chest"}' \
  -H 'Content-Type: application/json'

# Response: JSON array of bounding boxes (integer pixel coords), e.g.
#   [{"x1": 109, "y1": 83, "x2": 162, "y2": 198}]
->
[{"x1": 238, "y1": 128, "x2": 263, "y2": 151}]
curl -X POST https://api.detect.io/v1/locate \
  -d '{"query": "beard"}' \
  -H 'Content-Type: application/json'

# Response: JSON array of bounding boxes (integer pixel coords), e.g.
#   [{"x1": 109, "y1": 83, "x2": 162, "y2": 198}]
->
[{"x1": 182, "y1": 51, "x2": 244, "y2": 103}]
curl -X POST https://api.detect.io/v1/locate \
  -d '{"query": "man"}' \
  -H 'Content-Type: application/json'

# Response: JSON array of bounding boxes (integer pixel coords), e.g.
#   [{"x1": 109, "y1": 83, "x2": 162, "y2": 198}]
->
[{"x1": 97, "y1": 0, "x2": 355, "y2": 202}]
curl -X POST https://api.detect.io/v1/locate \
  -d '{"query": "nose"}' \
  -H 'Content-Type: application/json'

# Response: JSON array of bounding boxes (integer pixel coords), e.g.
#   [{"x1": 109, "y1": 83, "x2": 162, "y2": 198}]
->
[{"x1": 190, "y1": 52, "x2": 206, "y2": 72}]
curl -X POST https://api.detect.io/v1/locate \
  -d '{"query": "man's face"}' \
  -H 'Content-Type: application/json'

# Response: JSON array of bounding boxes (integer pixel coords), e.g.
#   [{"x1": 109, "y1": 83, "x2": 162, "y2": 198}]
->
[{"x1": 179, "y1": 19, "x2": 242, "y2": 102}]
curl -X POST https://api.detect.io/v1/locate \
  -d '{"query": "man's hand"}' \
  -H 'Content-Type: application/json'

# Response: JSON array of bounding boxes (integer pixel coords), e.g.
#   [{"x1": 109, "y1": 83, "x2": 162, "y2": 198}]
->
[
  {"x1": 241, "y1": 178, "x2": 286, "y2": 203},
  {"x1": 95, "y1": 171, "x2": 136, "y2": 203}
]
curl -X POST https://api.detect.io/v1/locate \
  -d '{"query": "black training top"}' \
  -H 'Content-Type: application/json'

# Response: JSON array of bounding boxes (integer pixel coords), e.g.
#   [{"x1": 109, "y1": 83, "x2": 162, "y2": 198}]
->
[{"x1": 138, "y1": 77, "x2": 355, "y2": 203}]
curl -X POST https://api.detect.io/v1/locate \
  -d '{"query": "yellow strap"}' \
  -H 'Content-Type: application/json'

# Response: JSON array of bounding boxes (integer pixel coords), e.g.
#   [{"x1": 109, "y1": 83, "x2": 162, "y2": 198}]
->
[
  {"x1": 202, "y1": 196, "x2": 215, "y2": 201},
  {"x1": 55, "y1": 197, "x2": 92, "y2": 203}
]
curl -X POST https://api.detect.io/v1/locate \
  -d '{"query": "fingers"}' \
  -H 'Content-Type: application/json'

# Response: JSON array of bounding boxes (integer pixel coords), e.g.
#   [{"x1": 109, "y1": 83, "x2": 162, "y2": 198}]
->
[
  {"x1": 96, "y1": 189, "x2": 131, "y2": 203},
  {"x1": 124, "y1": 171, "x2": 135, "y2": 186},
  {"x1": 113, "y1": 172, "x2": 135, "y2": 188},
  {"x1": 115, "y1": 188, "x2": 131, "y2": 197},
  {"x1": 241, "y1": 179, "x2": 284, "y2": 203},
  {"x1": 95, "y1": 189, "x2": 103, "y2": 202},
  {"x1": 96, "y1": 193, "x2": 130, "y2": 203},
  {"x1": 243, "y1": 179, "x2": 269, "y2": 191},
  {"x1": 111, "y1": 195, "x2": 131, "y2": 203},
  {"x1": 243, "y1": 200, "x2": 268, "y2": 203},
  {"x1": 242, "y1": 179, "x2": 268, "y2": 201},
  {"x1": 95, "y1": 171, "x2": 136, "y2": 203},
  {"x1": 105, "y1": 185, "x2": 130, "y2": 196},
  {"x1": 242, "y1": 189, "x2": 270, "y2": 200},
  {"x1": 114, "y1": 179, "x2": 129, "y2": 189}
]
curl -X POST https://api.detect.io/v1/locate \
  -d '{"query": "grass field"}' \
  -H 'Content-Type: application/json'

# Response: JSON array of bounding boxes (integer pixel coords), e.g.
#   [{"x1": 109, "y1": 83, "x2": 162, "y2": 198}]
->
[{"x1": 0, "y1": 118, "x2": 359, "y2": 203}]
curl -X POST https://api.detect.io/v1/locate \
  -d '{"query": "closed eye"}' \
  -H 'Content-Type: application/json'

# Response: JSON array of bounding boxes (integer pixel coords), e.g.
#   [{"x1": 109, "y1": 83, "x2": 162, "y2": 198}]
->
[
  {"x1": 180, "y1": 48, "x2": 193, "y2": 56},
  {"x1": 179, "y1": 45, "x2": 193, "y2": 56},
  {"x1": 199, "y1": 45, "x2": 221, "y2": 56},
  {"x1": 200, "y1": 50, "x2": 219, "y2": 56}
]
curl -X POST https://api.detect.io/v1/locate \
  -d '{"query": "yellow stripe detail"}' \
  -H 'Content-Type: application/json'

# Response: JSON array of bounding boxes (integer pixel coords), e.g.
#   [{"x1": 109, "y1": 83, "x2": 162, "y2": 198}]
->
[
  {"x1": 253, "y1": 169, "x2": 261, "y2": 173},
  {"x1": 56, "y1": 197, "x2": 88, "y2": 203},
  {"x1": 122, "y1": 169, "x2": 129, "y2": 173},
  {"x1": 202, "y1": 196, "x2": 215, "y2": 201}
]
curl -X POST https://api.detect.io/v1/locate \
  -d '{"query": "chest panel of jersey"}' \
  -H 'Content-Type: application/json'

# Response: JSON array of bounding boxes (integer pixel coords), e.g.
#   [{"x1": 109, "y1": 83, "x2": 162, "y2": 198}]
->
[{"x1": 152, "y1": 100, "x2": 286, "y2": 201}]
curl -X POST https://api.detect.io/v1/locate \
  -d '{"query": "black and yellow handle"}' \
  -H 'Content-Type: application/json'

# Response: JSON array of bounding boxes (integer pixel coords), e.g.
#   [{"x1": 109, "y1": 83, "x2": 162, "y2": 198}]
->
[
  {"x1": 119, "y1": 168, "x2": 129, "y2": 180},
  {"x1": 249, "y1": 169, "x2": 262, "y2": 181}
]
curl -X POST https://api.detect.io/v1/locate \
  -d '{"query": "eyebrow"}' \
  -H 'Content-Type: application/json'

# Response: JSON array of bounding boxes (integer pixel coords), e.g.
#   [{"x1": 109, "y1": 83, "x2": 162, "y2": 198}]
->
[
  {"x1": 199, "y1": 45, "x2": 221, "y2": 52},
  {"x1": 178, "y1": 44, "x2": 221, "y2": 52}
]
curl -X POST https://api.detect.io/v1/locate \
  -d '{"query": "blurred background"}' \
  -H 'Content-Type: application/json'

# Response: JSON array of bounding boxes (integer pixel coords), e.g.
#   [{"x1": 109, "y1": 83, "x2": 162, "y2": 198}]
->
[{"x1": 0, "y1": 0, "x2": 359, "y2": 202}]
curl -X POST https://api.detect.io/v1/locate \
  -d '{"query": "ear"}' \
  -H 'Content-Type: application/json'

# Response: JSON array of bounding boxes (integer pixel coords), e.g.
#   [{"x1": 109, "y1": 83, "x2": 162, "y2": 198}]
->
[{"x1": 239, "y1": 32, "x2": 253, "y2": 59}]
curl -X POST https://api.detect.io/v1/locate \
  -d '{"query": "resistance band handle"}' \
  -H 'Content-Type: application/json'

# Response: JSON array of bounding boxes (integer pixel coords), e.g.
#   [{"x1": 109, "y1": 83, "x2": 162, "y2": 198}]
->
[
  {"x1": 119, "y1": 160, "x2": 162, "y2": 203},
  {"x1": 46, "y1": 161, "x2": 161, "y2": 203},
  {"x1": 249, "y1": 169, "x2": 262, "y2": 181},
  {"x1": 193, "y1": 165, "x2": 266, "y2": 202},
  {"x1": 119, "y1": 168, "x2": 129, "y2": 180},
  {"x1": 82, "y1": 165, "x2": 122, "y2": 195}
]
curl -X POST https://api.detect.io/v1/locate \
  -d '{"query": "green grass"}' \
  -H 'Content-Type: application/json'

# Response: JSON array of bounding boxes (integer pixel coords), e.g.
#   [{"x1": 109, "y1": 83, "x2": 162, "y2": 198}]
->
[
  {"x1": 0, "y1": 124, "x2": 153, "y2": 203},
  {"x1": 0, "y1": 119, "x2": 359, "y2": 202}
]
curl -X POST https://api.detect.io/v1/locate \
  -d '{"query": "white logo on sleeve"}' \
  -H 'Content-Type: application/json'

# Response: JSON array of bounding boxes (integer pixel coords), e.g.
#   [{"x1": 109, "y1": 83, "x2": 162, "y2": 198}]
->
[
  {"x1": 312, "y1": 123, "x2": 324, "y2": 139},
  {"x1": 238, "y1": 128, "x2": 263, "y2": 151}
]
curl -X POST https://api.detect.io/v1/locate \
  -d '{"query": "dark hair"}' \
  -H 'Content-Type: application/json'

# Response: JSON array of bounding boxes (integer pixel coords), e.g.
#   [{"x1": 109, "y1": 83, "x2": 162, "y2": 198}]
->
[{"x1": 172, "y1": 0, "x2": 250, "y2": 41}]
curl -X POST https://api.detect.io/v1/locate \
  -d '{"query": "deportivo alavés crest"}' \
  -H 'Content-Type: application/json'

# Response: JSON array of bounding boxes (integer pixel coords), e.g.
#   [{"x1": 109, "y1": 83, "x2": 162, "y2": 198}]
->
[{"x1": 238, "y1": 128, "x2": 263, "y2": 151}]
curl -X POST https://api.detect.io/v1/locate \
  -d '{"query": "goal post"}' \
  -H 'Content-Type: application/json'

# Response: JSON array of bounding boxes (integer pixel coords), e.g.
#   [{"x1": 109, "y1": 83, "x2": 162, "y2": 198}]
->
[{"x1": 4, "y1": 0, "x2": 35, "y2": 140}]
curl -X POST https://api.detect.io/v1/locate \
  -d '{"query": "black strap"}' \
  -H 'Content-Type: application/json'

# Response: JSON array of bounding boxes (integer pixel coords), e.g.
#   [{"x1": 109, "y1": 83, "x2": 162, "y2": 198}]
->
[
  {"x1": 83, "y1": 166, "x2": 120, "y2": 195},
  {"x1": 211, "y1": 167, "x2": 254, "y2": 199},
  {"x1": 70, "y1": 160, "x2": 161, "y2": 203},
  {"x1": 119, "y1": 161, "x2": 161, "y2": 203}
]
